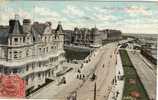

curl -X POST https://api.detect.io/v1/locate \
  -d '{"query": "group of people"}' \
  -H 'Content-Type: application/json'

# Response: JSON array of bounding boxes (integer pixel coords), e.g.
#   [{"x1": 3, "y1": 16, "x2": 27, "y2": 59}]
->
[{"x1": 76, "y1": 69, "x2": 86, "y2": 80}]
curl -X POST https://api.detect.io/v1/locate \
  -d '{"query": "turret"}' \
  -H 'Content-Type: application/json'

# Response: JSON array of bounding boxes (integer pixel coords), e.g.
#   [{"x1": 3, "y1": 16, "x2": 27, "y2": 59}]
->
[
  {"x1": 8, "y1": 15, "x2": 23, "y2": 35},
  {"x1": 8, "y1": 15, "x2": 26, "y2": 46},
  {"x1": 55, "y1": 21, "x2": 63, "y2": 33}
]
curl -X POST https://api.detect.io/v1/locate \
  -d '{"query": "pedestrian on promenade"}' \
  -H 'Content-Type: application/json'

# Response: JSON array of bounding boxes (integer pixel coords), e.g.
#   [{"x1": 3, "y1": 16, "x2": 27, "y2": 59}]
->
[
  {"x1": 80, "y1": 74, "x2": 81, "y2": 79},
  {"x1": 102, "y1": 64, "x2": 104, "y2": 68},
  {"x1": 78, "y1": 69, "x2": 81, "y2": 73},
  {"x1": 83, "y1": 74, "x2": 85, "y2": 79},
  {"x1": 116, "y1": 91, "x2": 120, "y2": 97}
]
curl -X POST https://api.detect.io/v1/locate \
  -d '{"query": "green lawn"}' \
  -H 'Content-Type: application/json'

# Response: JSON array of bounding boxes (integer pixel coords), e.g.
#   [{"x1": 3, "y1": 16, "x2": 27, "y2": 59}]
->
[
  {"x1": 119, "y1": 50, "x2": 149, "y2": 100},
  {"x1": 119, "y1": 50, "x2": 133, "y2": 67}
]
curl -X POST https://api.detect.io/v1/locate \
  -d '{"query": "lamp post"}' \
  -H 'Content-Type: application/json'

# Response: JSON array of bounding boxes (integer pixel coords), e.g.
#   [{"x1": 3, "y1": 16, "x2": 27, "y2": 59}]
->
[{"x1": 94, "y1": 82, "x2": 96, "y2": 100}]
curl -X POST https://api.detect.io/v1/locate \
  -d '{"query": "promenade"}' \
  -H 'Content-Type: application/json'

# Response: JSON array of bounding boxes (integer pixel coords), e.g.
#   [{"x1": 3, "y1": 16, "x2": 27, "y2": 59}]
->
[{"x1": 108, "y1": 50, "x2": 124, "y2": 100}]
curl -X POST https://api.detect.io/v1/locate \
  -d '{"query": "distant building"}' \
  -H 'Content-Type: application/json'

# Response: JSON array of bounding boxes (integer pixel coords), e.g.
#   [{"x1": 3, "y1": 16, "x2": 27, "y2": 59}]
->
[
  {"x1": 71, "y1": 26, "x2": 102, "y2": 47},
  {"x1": 66, "y1": 27, "x2": 122, "y2": 47},
  {"x1": 106, "y1": 29, "x2": 122, "y2": 40},
  {"x1": 64, "y1": 30, "x2": 73, "y2": 45},
  {"x1": 0, "y1": 15, "x2": 65, "y2": 93}
]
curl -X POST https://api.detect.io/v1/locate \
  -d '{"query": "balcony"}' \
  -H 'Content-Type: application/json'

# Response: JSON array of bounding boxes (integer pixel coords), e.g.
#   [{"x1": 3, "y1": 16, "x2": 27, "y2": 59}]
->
[{"x1": 0, "y1": 50, "x2": 64, "y2": 67}]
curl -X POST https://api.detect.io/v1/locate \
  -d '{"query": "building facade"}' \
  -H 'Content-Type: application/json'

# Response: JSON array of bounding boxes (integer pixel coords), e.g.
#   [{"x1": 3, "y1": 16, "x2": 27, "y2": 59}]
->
[
  {"x1": 71, "y1": 27, "x2": 102, "y2": 47},
  {"x1": 0, "y1": 16, "x2": 65, "y2": 92},
  {"x1": 69, "y1": 27, "x2": 122, "y2": 47},
  {"x1": 106, "y1": 29, "x2": 122, "y2": 40}
]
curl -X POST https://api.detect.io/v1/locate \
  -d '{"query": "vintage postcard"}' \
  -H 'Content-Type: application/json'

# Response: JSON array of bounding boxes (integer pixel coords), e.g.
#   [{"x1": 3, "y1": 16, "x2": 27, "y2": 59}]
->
[{"x1": 0, "y1": 0, "x2": 157, "y2": 100}]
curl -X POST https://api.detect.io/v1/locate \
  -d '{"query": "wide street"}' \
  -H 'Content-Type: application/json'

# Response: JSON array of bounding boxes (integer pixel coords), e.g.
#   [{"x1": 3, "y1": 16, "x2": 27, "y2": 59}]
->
[
  {"x1": 76, "y1": 43, "x2": 117, "y2": 100},
  {"x1": 29, "y1": 43, "x2": 118, "y2": 99},
  {"x1": 128, "y1": 51, "x2": 156, "y2": 100}
]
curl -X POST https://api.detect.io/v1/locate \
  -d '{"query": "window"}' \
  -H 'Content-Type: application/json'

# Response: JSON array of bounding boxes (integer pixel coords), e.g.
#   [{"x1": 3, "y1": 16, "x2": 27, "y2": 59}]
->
[
  {"x1": 14, "y1": 38, "x2": 18, "y2": 42},
  {"x1": 26, "y1": 50, "x2": 29, "y2": 56},
  {"x1": 46, "y1": 47, "x2": 49, "y2": 52},
  {"x1": 13, "y1": 68, "x2": 17, "y2": 73},
  {"x1": 45, "y1": 37, "x2": 47, "y2": 41},
  {"x1": 51, "y1": 46, "x2": 53, "y2": 49},
  {"x1": 20, "y1": 38, "x2": 22, "y2": 42},
  {"x1": 32, "y1": 63, "x2": 35, "y2": 70},
  {"x1": 44, "y1": 48, "x2": 45, "y2": 53},
  {"x1": 19, "y1": 51, "x2": 22, "y2": 58},
  {"x1": 38, "y1": 73, "x2": 41, "y2": 78},
  {"x1": 26, "y1": 65, "x2": 29, "y2": 71},
  {"x1": 39, "y1": 62, "x2": 41, "y2": 67},
  {"x1": 23, "y1": 37, "x2": 25, "y2": 43},
  {"x1": 39, "y1": 48, "x2": 41, "y2": 53},
  {"x1": 9, "y1": 52, "x2": 12, "y2": 58},
  {"x1": 14, "y1": 51, "x2": 18, "y2": 59}
]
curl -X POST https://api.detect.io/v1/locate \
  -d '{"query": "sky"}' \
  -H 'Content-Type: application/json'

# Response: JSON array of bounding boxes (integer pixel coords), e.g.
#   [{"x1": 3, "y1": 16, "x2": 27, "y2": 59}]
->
[{"x1": 0, "y1": 0, "x2": 158, "y2": 34}]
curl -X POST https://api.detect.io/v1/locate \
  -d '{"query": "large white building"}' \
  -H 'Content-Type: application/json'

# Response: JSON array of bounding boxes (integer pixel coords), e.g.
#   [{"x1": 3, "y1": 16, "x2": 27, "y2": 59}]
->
[{"x1": 0, "y1": 16, "x2": 65, "y2": 93}]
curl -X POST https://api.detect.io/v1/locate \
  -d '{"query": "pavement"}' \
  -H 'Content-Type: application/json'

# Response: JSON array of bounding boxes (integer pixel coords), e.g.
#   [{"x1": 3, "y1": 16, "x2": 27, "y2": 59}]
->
[
  {"x1": 128, "y1": 51, "x2": 156, "y2": 100},
  {"x1": 108, "y1": 53, "x2": 124, "y2": 100}
]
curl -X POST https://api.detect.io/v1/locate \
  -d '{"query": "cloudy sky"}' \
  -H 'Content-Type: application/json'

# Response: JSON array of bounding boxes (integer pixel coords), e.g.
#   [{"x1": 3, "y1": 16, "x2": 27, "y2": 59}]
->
[{"x1": 0, "y1": 0, "x2": 158, "y2": 34}]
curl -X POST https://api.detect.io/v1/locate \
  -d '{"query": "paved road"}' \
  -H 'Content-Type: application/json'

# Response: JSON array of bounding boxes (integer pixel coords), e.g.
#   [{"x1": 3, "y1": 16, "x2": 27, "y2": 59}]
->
[
  {"x1": 29, "y1": 43, "x2": 118, "y2": 99},
  {"x1": 76, "y1": 43, "x2": 117, "y2": 100},
  {"x1": 128, "y1": 51, "x2": 156, "y2": 100}
]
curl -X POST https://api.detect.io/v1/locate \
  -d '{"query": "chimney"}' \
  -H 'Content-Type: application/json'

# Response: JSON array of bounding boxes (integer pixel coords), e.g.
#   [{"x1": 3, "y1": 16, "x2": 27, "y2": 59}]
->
[{"x1": 23, "y1": 19, "x2": 31, "y2": 33}]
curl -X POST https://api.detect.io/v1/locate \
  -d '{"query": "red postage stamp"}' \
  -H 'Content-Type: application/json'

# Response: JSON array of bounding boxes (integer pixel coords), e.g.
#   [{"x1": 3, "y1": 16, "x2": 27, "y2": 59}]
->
[{"x1": 0, "y1": 74, "x2": 25, "y2": 98}]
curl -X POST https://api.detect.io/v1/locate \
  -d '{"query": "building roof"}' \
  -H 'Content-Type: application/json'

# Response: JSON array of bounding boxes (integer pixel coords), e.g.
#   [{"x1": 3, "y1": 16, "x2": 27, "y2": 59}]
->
[
  {"x1": 55, "y1": 22, "x2": 63, "y2": 33},
  {"x1": 0, "y1": 26, "x2": 9, "y2": 44},
  {"x1": 31, "y1": 27, "x2": 41, "y2": 42},
  {"x1": 32, "y1": 22, "x2": 47, "y2": 35},
  {"x1": 9, "y1": 19, "x2": 23, "y2": 34}
]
